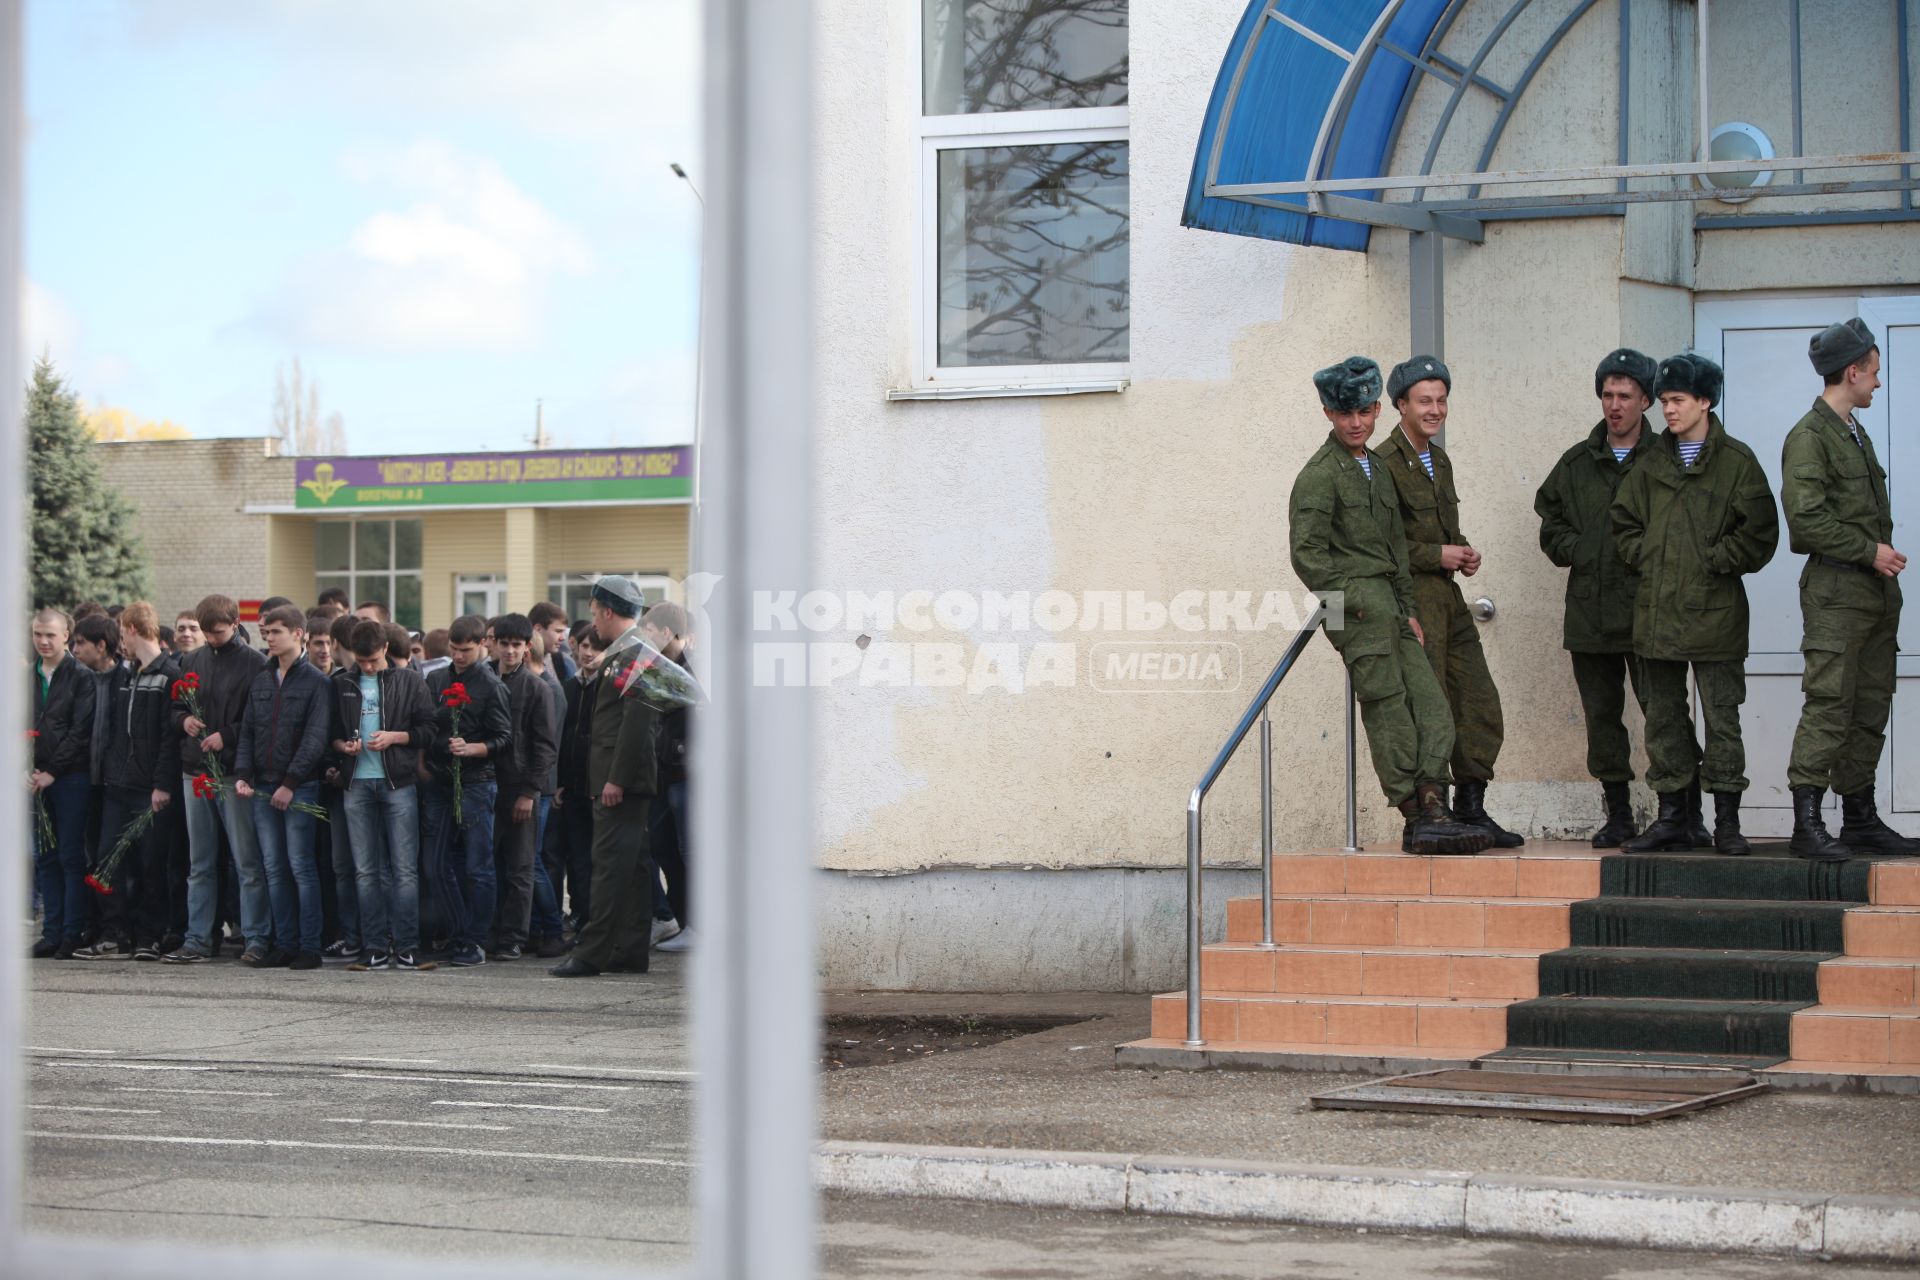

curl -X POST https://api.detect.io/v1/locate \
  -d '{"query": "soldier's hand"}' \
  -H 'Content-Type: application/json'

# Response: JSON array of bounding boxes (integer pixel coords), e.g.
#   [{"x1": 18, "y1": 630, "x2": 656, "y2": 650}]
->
[
  {"x1": 1408, "y1": 617, "x2": 1426, "y2": 646},
  {"x1": 1439, "y1": 545, "x2": 1474, "y2": 573},
  {"x1": 1874, "y1": 543, "x2": 1907, "y2": 577},
  {"x1": 1458, "y1": 546, "x2": 1482, "y2": 576}
]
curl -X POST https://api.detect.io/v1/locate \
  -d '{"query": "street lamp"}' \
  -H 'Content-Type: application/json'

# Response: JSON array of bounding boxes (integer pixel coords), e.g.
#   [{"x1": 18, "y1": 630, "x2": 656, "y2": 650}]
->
[{"x1": 672, "y1": 161, "x2": 706, "y2": 577}]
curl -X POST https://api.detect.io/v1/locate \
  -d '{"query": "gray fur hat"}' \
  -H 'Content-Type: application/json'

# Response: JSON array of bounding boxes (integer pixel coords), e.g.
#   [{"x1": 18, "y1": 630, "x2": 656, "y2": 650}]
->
[
  {"x1": 1313, "y1": 356, "x2": 1383, "y2": 412},
  {"x1": 1595, "y1": 348, "x2": 1657, "y2": 400},
  {"x1": 1386, "y1": 355, "x2": 1450, "y2": 405},
  {"x1": 1654, "y1": 352, "x2": 1723, "y2": 409},
  {"x1": 1808, "y1": 318, "x2": 1876, "y2": 377}
]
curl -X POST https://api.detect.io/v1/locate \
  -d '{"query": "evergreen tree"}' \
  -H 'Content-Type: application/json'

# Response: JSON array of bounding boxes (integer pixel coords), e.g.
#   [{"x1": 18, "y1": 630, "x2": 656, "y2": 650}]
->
[{"x1": 27, "y1": 357, "x2": 151, "y2": 608}]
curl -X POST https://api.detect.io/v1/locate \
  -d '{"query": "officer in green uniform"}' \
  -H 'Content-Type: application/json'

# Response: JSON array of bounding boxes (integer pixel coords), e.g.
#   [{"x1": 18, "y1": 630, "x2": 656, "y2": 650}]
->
[
  {"x1": 1782, "y1": 318, "x2": 1915, "y2": 862},
  {"x1": 1289, "y1": 356, "x2": 1491, "y2": 857},
  {"x1": 1534, "y1": 349, "x2": 1689, "y2": 847},
  {"x1": 1611, "y1": 353, "x2": 1779, "y2": 856},
  {"x1": 1380, "y1": 356, "x2": 1521, "y2": 847},
  {"x1": 549, "y1": 574, "x2": 661, "y2": 976}
]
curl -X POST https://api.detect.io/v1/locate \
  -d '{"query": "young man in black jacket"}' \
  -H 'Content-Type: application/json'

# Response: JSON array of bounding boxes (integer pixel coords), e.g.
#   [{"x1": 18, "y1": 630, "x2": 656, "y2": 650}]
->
[
  {"x1": 32, "y1": 608, "x2": 96, "y2": 958},
  {"x1": 234, "y1": 605, "x2": 333, "y2": 969},
  {"x1": 166, "y1": 595, "x2": 269, "y2": 964},
  {"x1": 485, "y1": 613, "x2": 558, "y2": 960},
  {"x1": 331, "y1": 618, "x2": 438, "y2": 970},
  {"x1": 74, "y1": 603, "x2": 182, "y2": 961},
  {"x1": 421, "y1": 614, "x2": 515, "y2": 968},
  {"x1": 554, "y1": 622, "x2": 603, "y2": 932}
]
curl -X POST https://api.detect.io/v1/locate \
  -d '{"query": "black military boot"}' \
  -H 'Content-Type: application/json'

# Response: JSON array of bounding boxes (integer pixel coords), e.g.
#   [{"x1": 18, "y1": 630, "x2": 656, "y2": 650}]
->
[
  {"x1": 1622, "y1": 791, "x2": 1692, "y2": 853},
  {"x1": 1684, "y1": 780, "x2": 1712, "y2": 849},
  {"x1": 1398, "y1": 783, "x2": 1495, "y2": 856},
  {"x1": 1453, "y1": 779, "x2": 1525, "y2": 848},
  {"x1": 1591, "y1": 781, "x2": 1635, "y2": 849},
  {"x1": 1840, "y1": 785, "x2": 1920, "y2": 856},
  {"x1": 1712, "y1": 792, "x2": 1751, "y2": 857},
  {"x1": 1788, "y1": 786, "x2": 1852, "y2": 863}
]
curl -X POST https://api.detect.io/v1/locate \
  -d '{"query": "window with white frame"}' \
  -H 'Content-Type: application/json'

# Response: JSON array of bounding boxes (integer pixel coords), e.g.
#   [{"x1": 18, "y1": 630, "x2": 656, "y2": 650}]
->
[
  {"x1": 548, "y1": 571, "x2": 674, "y2": 623},
  {"x1": 315, "y1": 519, "x2": 423, "y2": 630},
  {"x1": 913, "y1": 1, "x2": 1129, "y2": 393}
]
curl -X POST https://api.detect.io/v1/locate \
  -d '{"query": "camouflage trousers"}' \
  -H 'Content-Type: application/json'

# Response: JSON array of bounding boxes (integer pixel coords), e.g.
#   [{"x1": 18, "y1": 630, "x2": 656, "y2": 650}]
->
[
  {"x1": 1787, "y1": 565, "x2": 1899, "y2": 796},
  {"x1": 1641, "y1": 658, "x2": 1744, "y2": 795},
  {"x1": 1327, "y1": 576, "x2": 1455, "y2": 807},
  {"x1": 1569, "y1": 649, "x2": 1649, "y2": 784},
  {"x1": 1412, "y1": 573, "x2": 1503, "y2": 784}
]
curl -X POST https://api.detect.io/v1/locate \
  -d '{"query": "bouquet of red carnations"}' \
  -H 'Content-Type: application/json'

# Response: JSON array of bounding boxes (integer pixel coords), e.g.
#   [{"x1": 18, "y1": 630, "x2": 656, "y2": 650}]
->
[{"x1": 443, "y1": 682, "x2": 473, "y2": 822}]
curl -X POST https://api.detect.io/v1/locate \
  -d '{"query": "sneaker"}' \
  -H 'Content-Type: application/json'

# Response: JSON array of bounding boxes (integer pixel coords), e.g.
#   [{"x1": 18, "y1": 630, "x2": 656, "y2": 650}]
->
[
  {"x1": 488, "y1": 944, "x2": 523, "y2": 961},
  {"x1": 347, "y1": 951, "x2": 389, "y2": 972},
  {"x1": 650, "y1": 917, "x2": 681, "y2": 947},
  {"x1": 393, "y1": 951, "x2": 437, "y2": 971},
  {"x1": 655, "y1": 927, "x2": 694, "y2": 954},
  {"x1": 240, "y1": 947, "x2": 269, "y2": 967},
  {"x1": 260, "y1": 948, "x2": 295, "y2": 969},
  {"x1": 158, "y1": 934, "x2": 184, "y2": 955},
  {"x1": 447, "y1": 945, "x2": 487, "y2": 968},
  {"x1": 131, "y1": 943, "x2": 163, "y2": 962},
  {"x1": 161, "y1": 948, "x2": 210, "y2": 964},
  {"x1": 31, "y1": 939, "x2": 56, "y2": 959},
  {"x1": 532, "y1": 935, "x2": 566, "y2": 959},
  {"x1": 288, "y1": 951, "x2": 322, "y2": 971},
  {"x1": 73, "y1": 940, "x2": 132, "y2": 961},
  {"x1": 322, "y1": 940, "x2": 354, "y2": 959}
]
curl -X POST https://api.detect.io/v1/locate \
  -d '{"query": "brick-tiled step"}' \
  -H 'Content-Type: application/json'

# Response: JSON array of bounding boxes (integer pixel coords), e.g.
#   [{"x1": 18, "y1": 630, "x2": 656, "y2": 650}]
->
[
  {"x1": 1150, "y1": 991, "x2": 1509, "y2": 1052},
  {"x1": 1788, "y1": 1008, "x2": 1920, "y2": 1066},
  {"x1": 1268, "y1": 847, "x2": 1601, "y2": 900},
  {"x1": 1816, "y1": 958, "x2": 1920, "y2": 1009},
  {"x1": 1869, "y1": 862, "x2": 1920, "y2": 906},
  {"x1": 1226, "y1": 896, "x2": 1571, "y2": 948},
  {"x1": 1844, "y1": 905, "x2": 1920, "y2": 958},
  {"x1": 1200, "y1": 944, "x2": 1542, "y2": 999}
]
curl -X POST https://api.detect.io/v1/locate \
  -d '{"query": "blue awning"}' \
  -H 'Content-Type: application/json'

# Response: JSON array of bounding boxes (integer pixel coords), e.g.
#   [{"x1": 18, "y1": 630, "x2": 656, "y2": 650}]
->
[{"x1": 1184, "y1": 1, "x2": 1454, "y2": 252}]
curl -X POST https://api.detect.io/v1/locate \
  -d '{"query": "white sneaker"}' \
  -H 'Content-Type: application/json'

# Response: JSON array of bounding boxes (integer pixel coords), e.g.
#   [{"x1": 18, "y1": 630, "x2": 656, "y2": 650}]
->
[
  {"x1": 656, "y1": 927, "x2": 694, "y2": 954},
  {"x1": 650, "y1": 917, "x2": 681, "y2": 947}
]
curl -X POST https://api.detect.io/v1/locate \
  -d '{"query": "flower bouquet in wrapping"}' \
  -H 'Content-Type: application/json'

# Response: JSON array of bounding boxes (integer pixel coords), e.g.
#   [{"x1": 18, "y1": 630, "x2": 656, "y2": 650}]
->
[
  {"x1": 599, "y1": 630, "x2": 707, "y2": 711},
  {"x1": 442, "y1": 681, "x2": 473, "y2": 822}
]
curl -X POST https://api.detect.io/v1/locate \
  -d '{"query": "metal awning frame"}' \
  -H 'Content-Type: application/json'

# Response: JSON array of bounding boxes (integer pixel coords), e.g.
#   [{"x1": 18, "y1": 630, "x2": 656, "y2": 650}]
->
[{"x1": 1203, "y1": 0, "x2": 1920, "y2": 243}]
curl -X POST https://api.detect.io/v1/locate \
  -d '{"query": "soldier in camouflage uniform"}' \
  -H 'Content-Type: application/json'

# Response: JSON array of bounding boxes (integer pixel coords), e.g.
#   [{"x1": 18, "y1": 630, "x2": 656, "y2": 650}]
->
[
  {"x1": 1610, "y1": 353, "x2": 1779, "y2": 856},
  {"x1": 1781, "y1": 318, "x2": 1916, "y2": 862},
  {"x1": 1289, "y1": 356, "x2": 1491, "y2": 856},
  {"x1": 1534, "y1": 349, "x2": 1701, "y2": 847},
  {"x1": 1380, "y1": 356, "x2": 1521, "y2": 847}
]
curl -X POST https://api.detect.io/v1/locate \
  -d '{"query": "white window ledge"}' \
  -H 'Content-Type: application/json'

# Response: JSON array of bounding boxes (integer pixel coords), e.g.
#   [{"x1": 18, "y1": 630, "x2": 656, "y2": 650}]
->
[{"x1": 886, "y1": 379, "x2": 1129, "y2": 402}]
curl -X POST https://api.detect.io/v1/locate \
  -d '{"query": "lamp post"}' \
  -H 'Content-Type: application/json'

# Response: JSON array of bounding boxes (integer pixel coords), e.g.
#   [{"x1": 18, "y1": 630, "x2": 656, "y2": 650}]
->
[{"x1": 672, "y1": 162, "x2": 707, "y2": 578}]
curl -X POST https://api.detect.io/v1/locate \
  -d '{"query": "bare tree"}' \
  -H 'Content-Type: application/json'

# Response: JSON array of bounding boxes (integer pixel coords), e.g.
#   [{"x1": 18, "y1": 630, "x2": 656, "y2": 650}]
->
[{"x1": 273, "y1": 357, "x2": 345, "y2": 455}]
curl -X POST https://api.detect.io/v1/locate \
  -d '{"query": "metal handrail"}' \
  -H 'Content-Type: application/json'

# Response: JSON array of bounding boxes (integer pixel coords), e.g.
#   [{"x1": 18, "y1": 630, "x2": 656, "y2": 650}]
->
[{"x1": 1184, "y1": 628, "x2": 1359, "y2": 1047}]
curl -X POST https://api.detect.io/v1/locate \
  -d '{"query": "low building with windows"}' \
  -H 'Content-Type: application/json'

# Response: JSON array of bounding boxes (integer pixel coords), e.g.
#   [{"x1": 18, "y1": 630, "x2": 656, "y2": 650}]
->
[
  {"x1": 96, "y1": 436, "x2": 690, "y2": 628},
  {"x1": 808, "y1": 0, "x2": 1920, "y2": 995}
]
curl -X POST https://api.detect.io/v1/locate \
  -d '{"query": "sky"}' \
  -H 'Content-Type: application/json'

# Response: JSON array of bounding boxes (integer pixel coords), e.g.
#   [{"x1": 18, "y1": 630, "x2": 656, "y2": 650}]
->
[{"x1": 23, "y1": 0, "x2": 702, "y2": 454}]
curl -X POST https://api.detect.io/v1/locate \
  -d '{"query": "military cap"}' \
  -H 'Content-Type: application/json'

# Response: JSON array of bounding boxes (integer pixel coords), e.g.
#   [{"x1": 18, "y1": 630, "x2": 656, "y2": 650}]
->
[
  {"x1": 589, "y1": 573, "x2": 646, "y2": 618},
  {"x1": 1386, "y1": 355, "x2": 1450, "y2": 405},
  {"x1": 1654, "y1": 352, "x2": 1723, "y2": 409},
  {"x1": 1313, "y1": 356, "x2": 1383, "y2": 412},
  {"x1": 1808, "y1": 317, "x2": 1876, "y2": 377},
  {"x1": 1594, "y1": 347, "x2": 1657, "y2": 400}
]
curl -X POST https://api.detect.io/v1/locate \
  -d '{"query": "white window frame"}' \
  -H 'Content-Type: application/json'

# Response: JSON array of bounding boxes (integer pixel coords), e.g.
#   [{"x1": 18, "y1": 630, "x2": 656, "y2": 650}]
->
[
  {"x1": 454, "y1": 572, "x2": 509, "y2": 620},
  {"x1": 904, "y1": 3, "x2": 1130, "y2": 398},
  {"x1": 316, "y1": 518, "x2": 424, "y2": 628}
]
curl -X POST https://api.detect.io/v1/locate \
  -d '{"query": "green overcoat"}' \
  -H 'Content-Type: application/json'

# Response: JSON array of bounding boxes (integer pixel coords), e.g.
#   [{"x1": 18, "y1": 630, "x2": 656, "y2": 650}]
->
[{"x1": 1533, "y1": 419, "x2": 1653, "y2": 654}]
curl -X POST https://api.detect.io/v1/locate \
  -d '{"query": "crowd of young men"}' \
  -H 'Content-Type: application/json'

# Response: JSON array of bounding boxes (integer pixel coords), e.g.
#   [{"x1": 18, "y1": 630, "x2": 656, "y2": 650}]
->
[
  {"x1": 29, "y1": 574, "x2": 696, "y2": 976},
  {"x1": 1293, "y1": 319, "x2": 1914, "y2": 862}
]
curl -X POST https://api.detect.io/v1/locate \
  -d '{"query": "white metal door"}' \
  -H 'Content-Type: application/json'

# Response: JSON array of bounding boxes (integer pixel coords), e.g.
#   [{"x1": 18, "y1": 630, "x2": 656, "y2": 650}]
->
[{"x1": 1697, "y1": 296, "x2": 1920, "y2": 833}]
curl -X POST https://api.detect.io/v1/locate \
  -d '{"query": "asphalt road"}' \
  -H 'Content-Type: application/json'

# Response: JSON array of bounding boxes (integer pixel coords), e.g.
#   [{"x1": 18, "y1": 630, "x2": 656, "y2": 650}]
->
[{"x1": 25, "y1": 953, "x2": 695, "y2": 1268}]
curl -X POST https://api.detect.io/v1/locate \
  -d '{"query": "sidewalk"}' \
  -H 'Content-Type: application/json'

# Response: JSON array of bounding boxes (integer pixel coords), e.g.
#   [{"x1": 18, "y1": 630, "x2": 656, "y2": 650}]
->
[{"x1": 819, "y1": 991, "x2": 1920, "y2": 1260}]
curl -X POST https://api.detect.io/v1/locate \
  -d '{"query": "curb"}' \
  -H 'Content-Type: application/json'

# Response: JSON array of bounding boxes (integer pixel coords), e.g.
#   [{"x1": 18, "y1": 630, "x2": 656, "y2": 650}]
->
[{"x1": 816, "y1": 1140, "x2": 1920, "y2": 1262}]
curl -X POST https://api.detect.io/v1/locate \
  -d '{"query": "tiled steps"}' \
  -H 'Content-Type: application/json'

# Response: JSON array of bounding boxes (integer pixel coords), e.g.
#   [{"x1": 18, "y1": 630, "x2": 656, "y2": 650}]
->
[{"x1": 1132, "y1": 848, "x2": 1920, "y2": 1076}]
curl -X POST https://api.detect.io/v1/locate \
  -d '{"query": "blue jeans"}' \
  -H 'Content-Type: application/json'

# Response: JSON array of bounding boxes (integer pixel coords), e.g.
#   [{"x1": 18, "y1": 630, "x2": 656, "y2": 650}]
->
[
  {"x1": 344, "y1": 778, "x2": 421, "y2": 954},
  {"x1": 33, "y1": 772, "x2": 92, "y2": 946},
  {"x1": 252, "y1": 782, "x2": 322, "y2": 954},
  {"x1": 649, "y1": 779, "x2": 689, "y2": 926},
  {"x1": 529, "y1": 794, "x2": 565, "y2": 938},
  {"x1": 421, "y1": 778, "x2": 497, "y2": 951},
  {"x1": 183, "y1": 774, "x2": 269, "y2": 953},
  {"x1": 326, "y1": 789, "x2": 359, "y2": 949}
]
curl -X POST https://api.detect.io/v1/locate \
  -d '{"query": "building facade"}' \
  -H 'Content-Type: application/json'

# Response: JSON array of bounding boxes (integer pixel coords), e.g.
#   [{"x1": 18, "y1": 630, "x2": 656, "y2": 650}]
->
[
  {"x1": 808, "y1": 0, "x2": 1920, "y2": 990},
  {"x1": 97, "y1": 437, "x2": 691, "y2": 628}
]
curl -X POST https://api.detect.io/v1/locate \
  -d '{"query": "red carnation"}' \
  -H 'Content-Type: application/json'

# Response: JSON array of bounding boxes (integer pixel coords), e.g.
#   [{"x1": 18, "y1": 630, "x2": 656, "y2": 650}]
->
[
  {"x1": 192, "y1": 773, "x2": 218, "y2": 800},
  {"x1": 27, "y1": 729, "x2": 39, "y2": 738},
  {"x1": 442, "y1": 682, "x2": 472, "y2": 709},
  {"x1": 84, "y1": 873, "x2": 112, "y2": 896}
]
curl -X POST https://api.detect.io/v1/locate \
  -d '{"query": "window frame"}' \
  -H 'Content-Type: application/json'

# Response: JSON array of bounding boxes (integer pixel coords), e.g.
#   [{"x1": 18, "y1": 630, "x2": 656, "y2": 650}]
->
[
  {"x1": 315, "y1": 518, "x2": 424, "y2": 630},
  {"x1": 906, "y1": 4, "x2": 1130, "y2": 397}
]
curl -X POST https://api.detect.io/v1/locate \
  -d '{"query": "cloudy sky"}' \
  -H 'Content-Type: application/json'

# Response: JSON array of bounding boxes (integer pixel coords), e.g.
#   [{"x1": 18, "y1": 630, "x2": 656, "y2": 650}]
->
[{"x1": 25, "y1": 0, "x2": 701, "y2": 453}]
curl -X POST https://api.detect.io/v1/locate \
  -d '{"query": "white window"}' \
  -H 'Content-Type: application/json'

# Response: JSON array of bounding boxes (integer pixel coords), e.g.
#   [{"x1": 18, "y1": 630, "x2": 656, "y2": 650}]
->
[
  {"x1": 548, "y1": 572, "x2": 674, "y2": 622},
  {"x1": 315, "y1": 519, "x2": 423, "y2": 629},
  {"x1": 455, "y1": 573, "x2": 508, "y2": 621},
  {"x1": 906, "y1": 0, "x2": 1129, "y2": 398}
]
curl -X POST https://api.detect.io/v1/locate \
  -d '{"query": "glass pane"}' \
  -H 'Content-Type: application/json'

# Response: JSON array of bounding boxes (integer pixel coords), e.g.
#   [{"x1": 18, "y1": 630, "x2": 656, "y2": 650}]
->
[
  {"x1": 356, "y1": 520, "x2": 391, "y2": 572},
  {"x1": 354, "y1": 574, "x2": 391, "y2": 613},
  {"x1": 937, "y1": 140, "x2": 1129, "y2": 367},
  {"x1": 461, "y1": 590, "x2": 489, "y2": 618},
  {"x1": 394, "y1": 519, "x2": 423, "y2": 570},
  {"x1": 394, "y1": 574, "x2": 423, "y2": 631},
  {"x1": 315, "y1": 522, "x2": 351, "y2": 573},
  {"x1": 923, "y1": 0, "x2": 1127, "y2": 114},
  {"x1": 315, "y1": 573, "x2": 350, "y2": 603}
]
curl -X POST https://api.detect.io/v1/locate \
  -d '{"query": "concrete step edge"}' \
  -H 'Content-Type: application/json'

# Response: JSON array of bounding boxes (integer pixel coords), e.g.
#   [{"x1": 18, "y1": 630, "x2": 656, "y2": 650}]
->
[{"x1": 816, "y1": 1139, "x2": 1919, "y2": 1262}]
